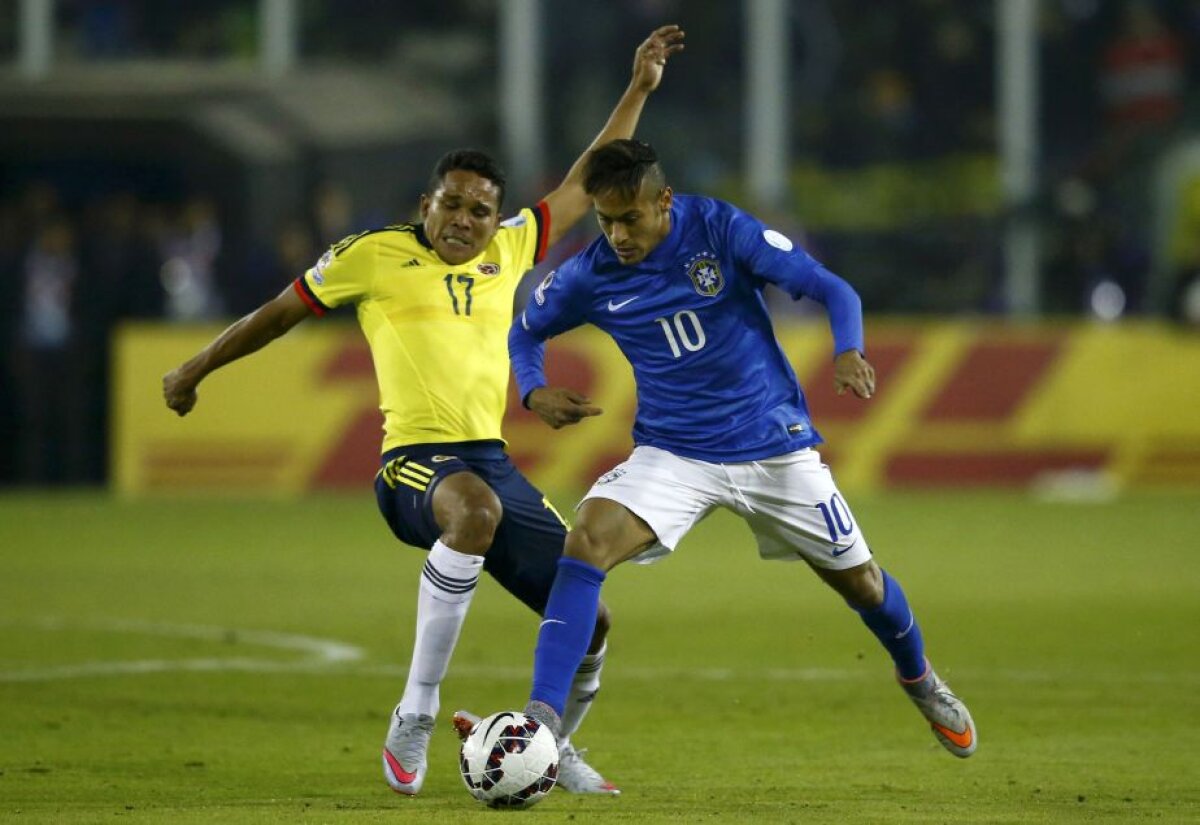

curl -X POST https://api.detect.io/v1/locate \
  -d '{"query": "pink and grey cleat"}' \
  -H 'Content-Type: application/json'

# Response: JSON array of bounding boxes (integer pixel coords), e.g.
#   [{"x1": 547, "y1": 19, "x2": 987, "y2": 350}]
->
[
  {"x1": 557, "y1": 741, "x2": 621, "y2": 795},
  {"x1": 382, "y1": 708, "x2": 435, "y2": 795}
]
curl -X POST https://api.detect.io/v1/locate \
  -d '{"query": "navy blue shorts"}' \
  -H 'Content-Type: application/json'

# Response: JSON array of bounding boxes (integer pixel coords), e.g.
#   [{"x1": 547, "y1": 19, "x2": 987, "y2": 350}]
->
[{"x1": 373, "y1": 440, "x2": 568, "y2": 616}]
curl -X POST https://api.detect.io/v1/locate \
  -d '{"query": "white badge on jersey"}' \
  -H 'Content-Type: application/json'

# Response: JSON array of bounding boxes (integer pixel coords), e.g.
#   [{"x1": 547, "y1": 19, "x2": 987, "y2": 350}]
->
[
  {"x1": 763, "y1": 229, "x2": 794, "y2": 252},
  {"x1": 311, "y1": 249, "x2": 333, "y2": 284},
  {"x1": 500, "y1": 214, "x2": 527, "y2": 228},
  {"x1": 534, "y1": 271, "x2": 556, "y2": 306}
]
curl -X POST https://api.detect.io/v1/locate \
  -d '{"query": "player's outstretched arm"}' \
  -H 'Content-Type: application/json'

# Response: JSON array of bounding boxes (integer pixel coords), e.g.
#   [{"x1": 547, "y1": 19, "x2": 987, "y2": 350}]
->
[
  {"x1": 526, "y1": 387, "x2": 603, "y2": 430},
  {"x1": 539, "y1": 24, "x2": 684, "y2": 247},
  {"x1": 162, "y1": 285, "x2": 311, "y2": 416}
]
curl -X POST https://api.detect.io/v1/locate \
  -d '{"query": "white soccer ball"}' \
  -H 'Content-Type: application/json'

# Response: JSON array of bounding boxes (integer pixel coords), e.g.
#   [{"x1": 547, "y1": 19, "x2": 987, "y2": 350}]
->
[{"x1": 459, "y1": 711, "x2": 559, "y2": 808}]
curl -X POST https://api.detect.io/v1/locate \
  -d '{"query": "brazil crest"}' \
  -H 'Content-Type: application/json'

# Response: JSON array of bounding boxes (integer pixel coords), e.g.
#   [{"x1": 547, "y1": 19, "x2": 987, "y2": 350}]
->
[{"x1": 686, "y1": 252, "x2": 724, "y2": 297}]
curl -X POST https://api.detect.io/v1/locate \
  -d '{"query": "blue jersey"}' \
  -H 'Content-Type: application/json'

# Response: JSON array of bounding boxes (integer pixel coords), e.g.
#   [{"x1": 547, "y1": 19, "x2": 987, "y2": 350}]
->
[{"x1": 509, "y1": 194, "x2": 864, "y2": 463}]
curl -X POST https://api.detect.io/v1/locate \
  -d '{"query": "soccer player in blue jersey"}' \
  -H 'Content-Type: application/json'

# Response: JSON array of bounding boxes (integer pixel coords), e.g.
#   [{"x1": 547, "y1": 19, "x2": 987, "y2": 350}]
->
[{"x1": 507, "y1": 138, "x2": 977, "y2": 760}]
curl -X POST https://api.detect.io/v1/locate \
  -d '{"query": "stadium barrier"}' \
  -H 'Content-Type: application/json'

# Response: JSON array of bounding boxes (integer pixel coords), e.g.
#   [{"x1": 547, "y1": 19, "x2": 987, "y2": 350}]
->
[{"x1": 114, "y1": 319, "x2": 1200, "y2": 494}]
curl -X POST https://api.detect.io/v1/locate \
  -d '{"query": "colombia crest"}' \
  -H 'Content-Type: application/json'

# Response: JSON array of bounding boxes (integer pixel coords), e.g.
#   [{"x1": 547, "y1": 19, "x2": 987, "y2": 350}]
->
[{"x1": 686, "y1": 254, "x2": 724, "y2": 297}]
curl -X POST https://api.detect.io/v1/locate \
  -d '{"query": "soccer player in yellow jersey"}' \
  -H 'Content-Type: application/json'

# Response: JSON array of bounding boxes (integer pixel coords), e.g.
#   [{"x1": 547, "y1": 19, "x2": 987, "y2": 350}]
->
[{"x1": 163, "y1": 25, "x2": 684, "y2": 797}]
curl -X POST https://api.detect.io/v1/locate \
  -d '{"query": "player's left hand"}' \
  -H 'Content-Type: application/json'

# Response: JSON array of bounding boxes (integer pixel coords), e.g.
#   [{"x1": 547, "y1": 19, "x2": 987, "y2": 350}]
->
[
  {"x1": 631, "y1": 24, "x2": 686, "y2": 94},
  {"x1": 833, "y1": 350, "x2": 876, "y2": 399}
]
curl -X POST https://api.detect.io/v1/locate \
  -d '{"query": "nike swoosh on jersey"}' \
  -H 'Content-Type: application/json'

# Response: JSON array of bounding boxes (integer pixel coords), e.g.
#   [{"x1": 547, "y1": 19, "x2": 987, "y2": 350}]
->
[
  {"x1": 540, "y1": 618, "x2": 566, "y2": 628},
  {"x1": 607, "y1": 296, "x2": 639, "y2": 311}
]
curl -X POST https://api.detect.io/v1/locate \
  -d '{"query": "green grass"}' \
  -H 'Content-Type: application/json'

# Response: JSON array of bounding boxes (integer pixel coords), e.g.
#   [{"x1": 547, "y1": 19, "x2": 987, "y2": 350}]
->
[{"x1": 0, "y1": 490, "x2": 1197, "y2": 823}]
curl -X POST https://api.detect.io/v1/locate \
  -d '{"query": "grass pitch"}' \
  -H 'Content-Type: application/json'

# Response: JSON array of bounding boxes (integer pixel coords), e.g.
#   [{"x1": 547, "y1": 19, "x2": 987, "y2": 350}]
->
[{"x1": 0, "y1": 490, "x2": 1197, "y2": 823}]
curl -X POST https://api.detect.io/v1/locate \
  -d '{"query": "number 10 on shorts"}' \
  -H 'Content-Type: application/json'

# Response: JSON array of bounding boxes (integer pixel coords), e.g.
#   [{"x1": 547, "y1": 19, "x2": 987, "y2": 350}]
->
[{"x1": 815, "y1": 493, "x2": 855, "y2": 543}]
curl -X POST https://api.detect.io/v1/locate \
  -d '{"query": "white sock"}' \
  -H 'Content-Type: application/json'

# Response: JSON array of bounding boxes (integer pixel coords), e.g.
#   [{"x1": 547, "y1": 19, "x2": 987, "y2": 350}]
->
[
  {"x1": 395, "y1": 539, "x2": 484, "y2": 718},
  {"x1": 560, "y1": 642, "x2": 606, "y2": 743}
]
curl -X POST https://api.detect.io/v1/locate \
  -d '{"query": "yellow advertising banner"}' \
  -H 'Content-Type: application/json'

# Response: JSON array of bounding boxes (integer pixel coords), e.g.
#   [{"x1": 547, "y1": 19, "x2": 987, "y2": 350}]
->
[{"x1": 113, "y1": 320, "x2": 1200, "y2": 495}]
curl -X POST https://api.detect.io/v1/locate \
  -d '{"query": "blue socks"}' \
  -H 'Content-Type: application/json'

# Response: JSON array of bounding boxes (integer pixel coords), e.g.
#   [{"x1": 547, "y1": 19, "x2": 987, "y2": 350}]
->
[
  {"x1": 855, "y1": 569, "x2": 926, "y2": 680},
  {"x1": 530, "y1": 557, "x2": 606, "y2": 716}
]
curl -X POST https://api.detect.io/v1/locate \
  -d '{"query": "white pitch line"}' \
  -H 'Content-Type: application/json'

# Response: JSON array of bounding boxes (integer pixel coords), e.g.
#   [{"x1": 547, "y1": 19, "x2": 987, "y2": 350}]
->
[
  {"x1": 1, "y1": 619, "x2": 1197, "y2": 686},
  {"x1": 0, "y1": 617, "x2": 364, "y2": 682}
]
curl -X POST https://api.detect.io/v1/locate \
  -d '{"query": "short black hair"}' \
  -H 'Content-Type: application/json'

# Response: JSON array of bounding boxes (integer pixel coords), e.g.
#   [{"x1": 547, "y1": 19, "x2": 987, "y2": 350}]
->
[
  {"x1": 583, "y1": 139, "x2": 667, "y2": 200},
  {"x1": 429, "y1": 149, "x2": 507, "y2": 208}
]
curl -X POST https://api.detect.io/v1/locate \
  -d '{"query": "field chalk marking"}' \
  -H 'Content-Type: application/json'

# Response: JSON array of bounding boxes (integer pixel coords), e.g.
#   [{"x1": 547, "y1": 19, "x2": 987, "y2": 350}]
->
[
  {"x1": 0, "y1": 617, "x2": 364, "y2": 683},
  {"x1": 2, "y1": 619, "x2": 1196, "y2": 686}
]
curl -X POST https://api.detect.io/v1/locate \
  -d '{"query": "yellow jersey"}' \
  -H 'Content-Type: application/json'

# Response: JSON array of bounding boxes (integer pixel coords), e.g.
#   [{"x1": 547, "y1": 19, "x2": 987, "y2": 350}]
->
[{"x1": 294, "y1": 204, "x2": 549, "y2": 452}]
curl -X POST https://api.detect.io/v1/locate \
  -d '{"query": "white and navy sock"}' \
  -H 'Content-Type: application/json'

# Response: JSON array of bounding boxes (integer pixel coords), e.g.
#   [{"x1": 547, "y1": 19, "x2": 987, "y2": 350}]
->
[
  {"x1": 560, "y1": 642, "x2": 606, "y2": 742},
  {"x1": 395, "y1": 539, "x2": 484, "y2": 718}
]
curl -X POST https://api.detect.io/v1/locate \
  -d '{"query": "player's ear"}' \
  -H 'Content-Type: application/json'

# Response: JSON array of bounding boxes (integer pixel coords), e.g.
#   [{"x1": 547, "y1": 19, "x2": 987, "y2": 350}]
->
[
  {"x1": 419, "y1": 193, "x2": 432, "y2": 220},
  {"x1": 659, "y1": 186, "x2": 673, "y2": 212}
]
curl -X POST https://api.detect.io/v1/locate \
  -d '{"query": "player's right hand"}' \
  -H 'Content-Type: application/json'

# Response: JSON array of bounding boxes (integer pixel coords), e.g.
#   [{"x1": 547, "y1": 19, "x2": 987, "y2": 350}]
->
[
  {"x1": 163, "y1": 368, "x2": 199, "y2": 416},
  {"x1": 527, "y1": 387, "x2": 603, "y2": 430}
]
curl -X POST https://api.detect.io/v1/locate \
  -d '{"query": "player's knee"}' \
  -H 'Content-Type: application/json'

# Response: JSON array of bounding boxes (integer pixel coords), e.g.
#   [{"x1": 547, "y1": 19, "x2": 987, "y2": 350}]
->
[
  {"x1": 842, "y1": 562, "x2": 884, "y2": 609},
  {"x1": 442, "y1": 503, "x2": 501, "y2": 556},
  {"x1": 563, "y1": 523, "x2": 613, "y2": 569}
]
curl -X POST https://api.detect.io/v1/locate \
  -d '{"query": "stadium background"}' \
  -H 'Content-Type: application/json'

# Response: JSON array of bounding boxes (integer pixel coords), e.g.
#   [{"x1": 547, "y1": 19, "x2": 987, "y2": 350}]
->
[
  {"x1": 1, "y1": 0, "x2": 1198, "y2": 492},
  {"x1": 3, "y1": 3, "x2": 1200, "y2": 823}
]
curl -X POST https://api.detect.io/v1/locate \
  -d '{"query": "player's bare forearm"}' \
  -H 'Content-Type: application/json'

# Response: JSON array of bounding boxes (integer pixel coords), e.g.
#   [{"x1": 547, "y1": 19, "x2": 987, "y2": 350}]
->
[
  {"x1": 527, "y1": 387, "x2": 604, "y2": 430},
  {"x1": 162, "y1": 285, "x2": 310, "y2": 416},
  {"x1": 541, "y1": 25, "x2": 685, "y2": 245}
]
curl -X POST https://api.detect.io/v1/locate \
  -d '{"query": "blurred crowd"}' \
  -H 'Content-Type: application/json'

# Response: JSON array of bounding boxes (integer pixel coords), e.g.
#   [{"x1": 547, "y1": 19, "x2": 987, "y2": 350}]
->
[
  {"x1": 0, "y1": 179, "x2": 391, "y2": 485},
  {"x1": 3, "y1": 0, "x2": 1200, "y2": 486}
]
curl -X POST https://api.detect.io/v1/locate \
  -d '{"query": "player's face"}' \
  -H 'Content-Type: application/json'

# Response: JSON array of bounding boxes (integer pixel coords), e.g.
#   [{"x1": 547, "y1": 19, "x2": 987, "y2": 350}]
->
[
  {"x1": 593, "y1": 183, "x2": 673, "y2": 265},
  {"x1": 420, "y1": 170, "x2": 503, "y2": 265}
]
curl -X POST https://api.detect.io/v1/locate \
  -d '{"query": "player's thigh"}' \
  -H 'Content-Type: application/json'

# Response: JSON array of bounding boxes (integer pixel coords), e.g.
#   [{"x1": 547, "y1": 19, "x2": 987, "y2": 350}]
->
[
  {"x1": 581, "y1": 446, "x2": 720, "y2": 564},
  {"x1": 739, "y1": 449, "x2": 873, "y2": 569},
  {"x1": 429, "y1": 469, "x2": 504, "y2": 552},
  {"x1": 476, "y1": 458, "x2": 570, "y2": 616},
  {"x1": 568, "y1": 497, "x2": 658, "y2": 570},
  {"x1": 373, "y1": 452, "x2": 479, "y2": 550}
]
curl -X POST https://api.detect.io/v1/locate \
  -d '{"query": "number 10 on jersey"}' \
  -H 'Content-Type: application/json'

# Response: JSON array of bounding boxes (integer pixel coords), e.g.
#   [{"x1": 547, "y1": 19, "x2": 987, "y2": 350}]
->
[{"x1": 655, "y1": 310, "x2": 706, "y2": 358}]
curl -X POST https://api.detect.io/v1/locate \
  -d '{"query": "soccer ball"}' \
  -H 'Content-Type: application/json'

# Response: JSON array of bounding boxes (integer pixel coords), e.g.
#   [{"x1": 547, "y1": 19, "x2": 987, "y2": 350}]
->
[{"x1": 459, "y1": 711, "x2": 558, "y2": 808}]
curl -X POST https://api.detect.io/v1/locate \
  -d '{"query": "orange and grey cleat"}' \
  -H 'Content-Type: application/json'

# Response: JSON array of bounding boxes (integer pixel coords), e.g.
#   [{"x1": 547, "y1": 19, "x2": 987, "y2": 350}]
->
[{"x1": 899, "y1": 661, "x2": 977, "y2": 758}]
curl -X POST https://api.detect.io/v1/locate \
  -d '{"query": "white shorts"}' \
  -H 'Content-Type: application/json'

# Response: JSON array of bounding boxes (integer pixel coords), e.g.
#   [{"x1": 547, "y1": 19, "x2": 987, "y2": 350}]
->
[{"x1": 582, "y1": 445, "x2": 872, "y2": 570}]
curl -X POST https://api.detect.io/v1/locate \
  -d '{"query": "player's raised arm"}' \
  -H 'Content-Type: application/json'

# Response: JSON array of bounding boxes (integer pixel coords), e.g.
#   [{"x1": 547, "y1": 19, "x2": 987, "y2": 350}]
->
[
  {"x1": 538, "y1": 24, "x2": 684, "y2": 248},
  {"x1": 162, "y1": 284, "x2": 311, "y2": 416}
]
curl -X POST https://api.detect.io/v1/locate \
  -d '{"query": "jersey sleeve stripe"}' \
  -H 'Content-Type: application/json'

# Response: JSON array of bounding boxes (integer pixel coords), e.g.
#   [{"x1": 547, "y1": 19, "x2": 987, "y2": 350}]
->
[
  {"x1": 293, "y1": 276, "x2": 328, "y2": 316},
  {"x1": 533, "y1": 200, "x2": 551, "y2": 264}
]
